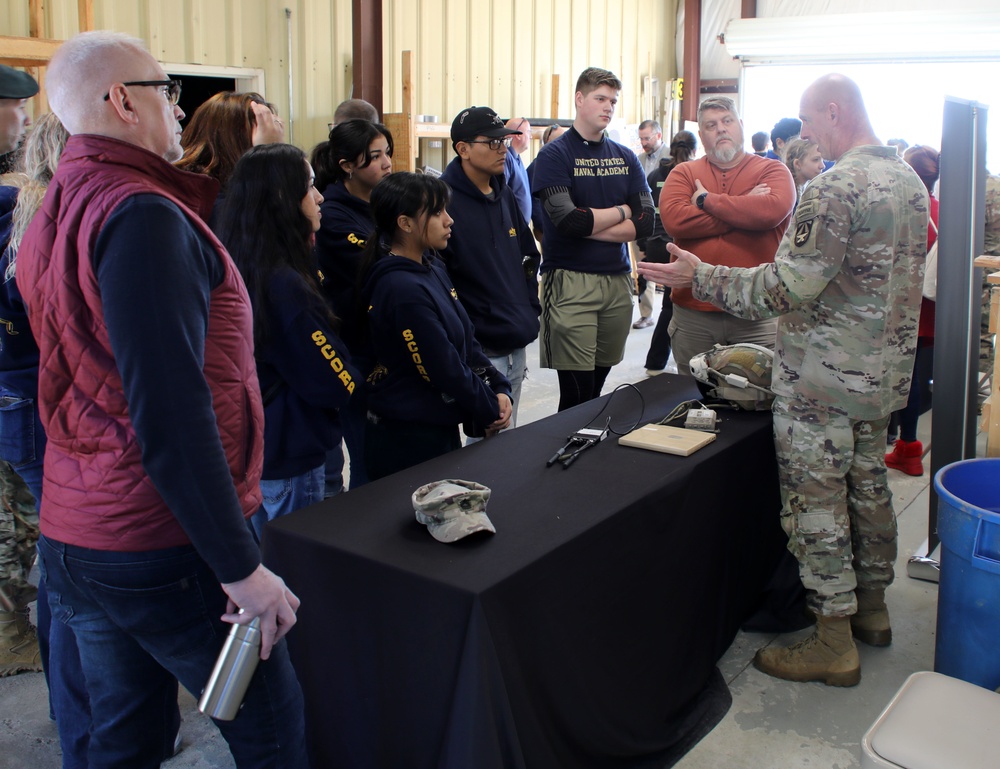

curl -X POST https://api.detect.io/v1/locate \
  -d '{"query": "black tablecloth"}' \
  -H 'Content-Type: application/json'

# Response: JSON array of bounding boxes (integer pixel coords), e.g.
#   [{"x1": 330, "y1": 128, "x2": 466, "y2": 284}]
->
[{"x1": 264, "y1": 375, "x2": 788, "y2": 769}]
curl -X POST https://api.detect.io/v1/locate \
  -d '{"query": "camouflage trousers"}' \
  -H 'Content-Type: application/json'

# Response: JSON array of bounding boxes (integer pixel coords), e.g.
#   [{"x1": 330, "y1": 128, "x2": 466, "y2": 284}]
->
[
  {"x1": 0, "y1": 461, "x2": 39, "y2": 608},
  {"x1": 982, "y1": 275, "x2": 996, "y2": 376},
  {"x1": 772, "y1": 397, "x2": 897, "y2": 618}
]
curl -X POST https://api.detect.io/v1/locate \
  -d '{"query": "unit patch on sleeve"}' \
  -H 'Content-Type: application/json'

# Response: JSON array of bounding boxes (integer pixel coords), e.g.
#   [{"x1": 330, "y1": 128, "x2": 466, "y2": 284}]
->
[{"x1": 792, "y1": 198, "x2": 820, "y2": 250}]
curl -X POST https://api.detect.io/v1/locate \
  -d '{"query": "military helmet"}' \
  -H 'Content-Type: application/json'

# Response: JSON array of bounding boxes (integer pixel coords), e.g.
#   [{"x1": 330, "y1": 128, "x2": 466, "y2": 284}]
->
[{"x1": 689, "y1": 343, "x2": 775, "y2": 411}]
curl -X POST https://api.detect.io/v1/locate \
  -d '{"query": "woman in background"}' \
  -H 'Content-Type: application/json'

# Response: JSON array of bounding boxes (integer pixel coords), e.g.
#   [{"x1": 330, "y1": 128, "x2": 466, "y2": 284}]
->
[
  {"x1": 885, "y1": 144, "x2": 940, "y2": 476},
  {"x1": 642, "y1": 130, "x2": 697, "y2": 375},
  {"x1": 215, "y1": 144, "x2": 358, "y2": 531},
  {"x1": 360, "y1": 172, "x2": 512, "y2": 480},
  {"x1": 313, "y1": 120, "x2": 393, "y2": 325},
  {"x1": 311, "y1": 119, "x2": 393, "y2": 492},
  {"x1": 783, "y1": 137, "x2": 825, "y2": 204},
  {"x1": 176, "y1": 90, "x2": 284, "y2": 191}
]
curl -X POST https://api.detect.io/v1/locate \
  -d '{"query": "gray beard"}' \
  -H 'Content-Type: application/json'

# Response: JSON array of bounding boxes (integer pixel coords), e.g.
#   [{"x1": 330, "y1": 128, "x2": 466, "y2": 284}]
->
[{"x1": 710, "y1": 144, "x2": 739, "y2": 164}]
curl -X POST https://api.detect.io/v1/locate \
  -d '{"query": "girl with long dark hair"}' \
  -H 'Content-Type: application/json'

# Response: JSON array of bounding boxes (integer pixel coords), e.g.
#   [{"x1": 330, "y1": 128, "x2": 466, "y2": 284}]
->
[
  {"x1": 215, "y1": 143, "x2": 358, "y2": 532},
  {"x1": 311, "y1": 120, "x2": 393, "y2": 491},
  {"x1": 313, "y1": 119, "x2": 393, "y2": 314},
  {"x1": 360, "y1": 172, "x2": 512, "y2": 480}
]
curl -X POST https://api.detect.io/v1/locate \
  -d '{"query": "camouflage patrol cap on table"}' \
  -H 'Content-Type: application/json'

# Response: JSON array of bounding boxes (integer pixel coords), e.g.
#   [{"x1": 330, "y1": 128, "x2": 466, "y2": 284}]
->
[{"x1": 412, "y1": 479, "x2": 494, "y2": 543}]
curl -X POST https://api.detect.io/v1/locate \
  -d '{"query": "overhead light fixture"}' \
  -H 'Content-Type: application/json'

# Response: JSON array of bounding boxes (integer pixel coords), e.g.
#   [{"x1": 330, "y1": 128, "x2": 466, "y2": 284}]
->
[{"x1": 724, "y1": 11, "x2": 1000, "y2": 65}]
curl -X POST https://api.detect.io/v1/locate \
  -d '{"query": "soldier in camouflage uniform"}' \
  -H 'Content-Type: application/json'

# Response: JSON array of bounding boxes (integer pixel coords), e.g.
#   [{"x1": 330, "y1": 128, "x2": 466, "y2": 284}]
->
[
  {"x1": 0, "y1": 63, "x2": 43, "y2": 676},
  {"x1": 981, "y1": 174, "x2": 999, "y2": 376},
  {"x1": 0, "y1": 460, "x2": 42, "y2": 674},
  {"x1": 640, "y1": 74, "x2": 928, "y2": 687}
]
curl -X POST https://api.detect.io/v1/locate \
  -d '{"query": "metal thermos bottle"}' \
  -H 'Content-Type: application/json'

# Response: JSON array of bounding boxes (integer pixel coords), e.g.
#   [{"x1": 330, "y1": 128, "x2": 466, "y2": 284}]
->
[{"x1": 198, "y1": 616, "x2": 262, "y2": 721}]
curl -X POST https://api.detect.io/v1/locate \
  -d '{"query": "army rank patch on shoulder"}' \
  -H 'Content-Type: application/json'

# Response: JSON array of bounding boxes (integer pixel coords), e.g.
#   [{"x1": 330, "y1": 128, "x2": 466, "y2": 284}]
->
[{"x1": 792, "y1": 198, "x2": 820, "y2": 249}]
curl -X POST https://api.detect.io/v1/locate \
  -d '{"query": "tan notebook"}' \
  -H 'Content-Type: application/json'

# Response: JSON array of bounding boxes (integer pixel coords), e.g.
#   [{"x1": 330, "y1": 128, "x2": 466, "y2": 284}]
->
[{"x1": 618, "y1": 424, "x2": 716, "y2": 456}]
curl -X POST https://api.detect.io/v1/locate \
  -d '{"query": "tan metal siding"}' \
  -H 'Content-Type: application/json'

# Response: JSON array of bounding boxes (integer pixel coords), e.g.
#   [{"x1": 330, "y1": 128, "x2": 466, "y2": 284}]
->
[
  {"x1": 3, "y1": 0, "x2": 675, "y2": 157},
  {"x1": 383, "y1": 0, "x2": 677, "y2": 169}
]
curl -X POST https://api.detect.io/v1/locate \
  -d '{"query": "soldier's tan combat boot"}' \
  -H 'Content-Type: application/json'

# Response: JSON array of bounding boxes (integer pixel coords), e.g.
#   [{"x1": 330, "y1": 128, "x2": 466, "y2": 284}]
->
[
  {"x1": 0, "y1": 609, "x2": 43, "y2": 676},
  {"x1": 851, "y1": 587, "x2": 892, "y2": 647},
  {"x1": 753, "y1": 615, "x2": 860, "y2": 687}
]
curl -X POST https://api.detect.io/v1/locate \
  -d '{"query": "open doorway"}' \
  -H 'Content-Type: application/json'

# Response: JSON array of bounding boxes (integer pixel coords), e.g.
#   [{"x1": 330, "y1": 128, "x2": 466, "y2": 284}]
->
[
  {"x1": 168, "y1": 73, "x2": 236, "y2": 130},
  {"x1": 162, "y1": 63, "x2": 267, "y2": 131}
]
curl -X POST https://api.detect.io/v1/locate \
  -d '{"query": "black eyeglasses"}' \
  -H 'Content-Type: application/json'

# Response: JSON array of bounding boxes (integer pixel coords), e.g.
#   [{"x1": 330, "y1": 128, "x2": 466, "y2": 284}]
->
[
  {"x1": 103, "y1": 80, "x2": 182, "y2": 106},
  {"x1": 465, "y1": 137, "x2": 513, "y2": 152}
]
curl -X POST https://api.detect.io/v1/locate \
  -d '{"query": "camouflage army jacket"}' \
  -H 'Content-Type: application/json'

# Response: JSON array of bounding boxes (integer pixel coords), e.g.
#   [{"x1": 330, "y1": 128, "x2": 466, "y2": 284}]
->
[
  {"x1": 984, "y1": 174, "x2": 1000, "y2": 257},
  {"x1": 692, "y1": 145, "x2": 928, "y2": 419}
]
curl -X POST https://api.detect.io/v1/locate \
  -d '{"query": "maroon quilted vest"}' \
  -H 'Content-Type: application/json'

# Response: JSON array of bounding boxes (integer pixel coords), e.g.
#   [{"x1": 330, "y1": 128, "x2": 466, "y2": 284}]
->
[{"x1": 17, "y1": 134, "x2": 263, "y2": 551}]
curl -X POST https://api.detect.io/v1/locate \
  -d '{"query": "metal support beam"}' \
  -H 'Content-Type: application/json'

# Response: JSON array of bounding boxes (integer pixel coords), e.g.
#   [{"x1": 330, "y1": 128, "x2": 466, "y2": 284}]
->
[
  {"x1": 352, "y1": 0, "x2": 383, "y2": 117},
  {"x1": 911, "y1": 96, "x2": 989, "y2": 582},
  {"x1": 682, "y1": 0, "x2": 700, "y2": 124}
]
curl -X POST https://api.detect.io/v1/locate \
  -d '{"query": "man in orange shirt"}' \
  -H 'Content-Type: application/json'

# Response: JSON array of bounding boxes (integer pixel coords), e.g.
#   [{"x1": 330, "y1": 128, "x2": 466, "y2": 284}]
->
[{"x1": 659, "y1": 96, "x2": 796, "y2": 372}]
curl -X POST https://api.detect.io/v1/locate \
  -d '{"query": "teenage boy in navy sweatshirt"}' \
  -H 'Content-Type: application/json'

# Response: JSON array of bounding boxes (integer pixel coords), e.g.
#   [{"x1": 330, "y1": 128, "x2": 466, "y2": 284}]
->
[
  {"x1": 440, "y1": 106, "x2": 541, "y2": 427},
  {"x1": 531, "y1": 67, "x2": 654, "y2": 411}
]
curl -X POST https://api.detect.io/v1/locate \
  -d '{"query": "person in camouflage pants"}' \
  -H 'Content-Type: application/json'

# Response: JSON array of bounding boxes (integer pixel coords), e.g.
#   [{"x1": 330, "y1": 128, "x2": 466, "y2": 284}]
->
[
  {"x1": 640, "y1": 73, "x2": 928, "y2": 687},
  {"x1": 982, "y1": 174, "x2": 999, "y2": 378},
  {"x1": 0, "y1": 459, "x2": 42, "y2": 674}
]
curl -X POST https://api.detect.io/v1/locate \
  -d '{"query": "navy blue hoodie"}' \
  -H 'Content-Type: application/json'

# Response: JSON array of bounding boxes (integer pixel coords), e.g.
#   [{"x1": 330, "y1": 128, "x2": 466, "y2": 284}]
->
[
  {"x1": 314, "y1": 181, "x2": 374, "y2": 356},
  {"x1": 315, "y1": 182, "x2": 372, "y2": 309},
  {"x1": 440, "y1": 157, "x2": 540, "y2": 354},
  {"x1": 362, "y1": 250, "x2": 511, "y2": 426},
  {"x1": 255, "y1": 265, "x2": 360, "y2": 478},
  {"x1": 0, "y1": 187, "x2": 39, "y2": 399}
]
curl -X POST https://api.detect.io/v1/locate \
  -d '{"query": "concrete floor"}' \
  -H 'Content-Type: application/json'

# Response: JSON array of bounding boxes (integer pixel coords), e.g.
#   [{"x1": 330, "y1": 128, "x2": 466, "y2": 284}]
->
[{"x1": 0, "y1": 293, "x2": 971, "y2": 768}]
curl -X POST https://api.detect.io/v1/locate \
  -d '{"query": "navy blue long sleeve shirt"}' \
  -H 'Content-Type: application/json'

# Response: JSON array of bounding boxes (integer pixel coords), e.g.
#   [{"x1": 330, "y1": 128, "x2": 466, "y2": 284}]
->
[{"x1": 94, "y1": 195, "x2": 259, "y2": 583}]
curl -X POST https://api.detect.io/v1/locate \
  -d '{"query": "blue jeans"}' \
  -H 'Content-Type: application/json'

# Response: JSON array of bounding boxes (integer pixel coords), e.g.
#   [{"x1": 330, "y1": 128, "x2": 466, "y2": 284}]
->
[
  {"x1": 38, "y1": 536, "x2": 309, "y2": 769},
  {"x1": 466, "y1": 348, "x2": 526, "y2": 446},
  {"x1": 252, "y1": 465, "x2": 326, "y2": 540},
  {"x1": 486, "y1": 347, "x2": 526, "y2": 426},
  {"x1": 0, "y1": 394, "x2": 94, "y2": 768}
]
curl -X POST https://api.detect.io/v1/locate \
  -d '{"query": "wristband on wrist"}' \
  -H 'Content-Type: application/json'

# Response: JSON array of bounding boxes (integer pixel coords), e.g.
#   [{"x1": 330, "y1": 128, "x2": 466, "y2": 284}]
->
[{"x1": 616, "y1": 205, "x2": 626, "y2": 223}]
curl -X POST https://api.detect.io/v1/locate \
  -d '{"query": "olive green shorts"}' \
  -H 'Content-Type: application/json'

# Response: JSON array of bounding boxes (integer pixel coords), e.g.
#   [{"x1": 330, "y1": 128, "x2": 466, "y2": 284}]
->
[{"x1": 538, "y1": 269, "x2": 633, "y2": 370}]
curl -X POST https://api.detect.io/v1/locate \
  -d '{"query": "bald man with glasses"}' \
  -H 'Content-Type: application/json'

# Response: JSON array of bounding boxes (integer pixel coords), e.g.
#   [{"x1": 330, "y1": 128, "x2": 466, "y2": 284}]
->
[{"x1": 17, "y1": 31, "x2": 308, "y2": 767}]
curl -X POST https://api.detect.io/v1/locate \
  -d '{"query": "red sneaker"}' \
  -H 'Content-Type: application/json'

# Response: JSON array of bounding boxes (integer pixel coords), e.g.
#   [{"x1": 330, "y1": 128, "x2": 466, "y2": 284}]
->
[{"x1": 885, "y1": 439, "x2": 923, "y2": 476}]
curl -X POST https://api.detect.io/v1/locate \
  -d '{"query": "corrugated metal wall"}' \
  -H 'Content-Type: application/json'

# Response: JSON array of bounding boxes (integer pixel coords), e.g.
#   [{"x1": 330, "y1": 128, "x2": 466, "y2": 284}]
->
[
  {"x1": 385, "y1": 0, "x2": 676, "y2": 125},
  {"x1": 384, "y1": 0, "x2": 678, "y2": 168},
  {"x1": 2, "y1": 0, "x2": 677, "y2": 155}
]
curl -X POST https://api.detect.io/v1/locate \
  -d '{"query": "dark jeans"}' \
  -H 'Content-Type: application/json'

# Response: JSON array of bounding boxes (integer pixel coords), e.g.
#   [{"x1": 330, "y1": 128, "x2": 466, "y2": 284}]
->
[
  {"x1": 896, "y1": 339, "x2": 934, "y2": 442},
  {"x1": 364, "y1": 414, "x2": 461, "y2": 481},
  {"x1": 644, "y1": 288, "x2": 674, "y2": 371},
  {"x1": 38, "y1": 536, "x2": 309, "y2": 769}
]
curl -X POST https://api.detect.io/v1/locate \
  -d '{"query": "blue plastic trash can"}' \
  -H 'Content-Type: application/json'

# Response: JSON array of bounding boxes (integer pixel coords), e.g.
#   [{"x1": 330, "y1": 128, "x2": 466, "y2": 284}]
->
[{"x1": 934, "y1": 458, "x2": 1000, "y2": 689}]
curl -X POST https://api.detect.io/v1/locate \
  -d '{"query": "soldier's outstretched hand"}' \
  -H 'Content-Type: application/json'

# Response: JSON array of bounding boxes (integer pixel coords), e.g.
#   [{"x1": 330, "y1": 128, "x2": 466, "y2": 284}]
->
[{"x1": 636, "y1": 242, "x2": 702, "y2": 288}]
